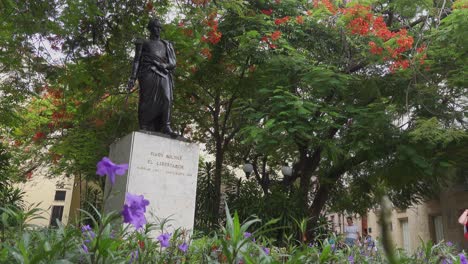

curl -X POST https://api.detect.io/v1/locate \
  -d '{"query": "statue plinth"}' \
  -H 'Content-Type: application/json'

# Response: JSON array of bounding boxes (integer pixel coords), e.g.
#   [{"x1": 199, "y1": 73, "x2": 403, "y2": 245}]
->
[{"x1": 104, "y1": 131, "x2": 199, "y2": 235}]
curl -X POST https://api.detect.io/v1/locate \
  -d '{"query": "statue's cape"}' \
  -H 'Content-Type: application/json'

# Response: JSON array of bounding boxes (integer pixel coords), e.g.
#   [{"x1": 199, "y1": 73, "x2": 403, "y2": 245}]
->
[{"x1": 161, "y1": 40, "x2": 176, "y2": 70}]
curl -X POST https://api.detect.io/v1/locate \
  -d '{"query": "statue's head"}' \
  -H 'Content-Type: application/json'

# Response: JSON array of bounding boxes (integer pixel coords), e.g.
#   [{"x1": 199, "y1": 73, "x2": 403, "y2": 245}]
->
[{"x1": 147, "y1": 18, "x2": 162, "y2": 37}]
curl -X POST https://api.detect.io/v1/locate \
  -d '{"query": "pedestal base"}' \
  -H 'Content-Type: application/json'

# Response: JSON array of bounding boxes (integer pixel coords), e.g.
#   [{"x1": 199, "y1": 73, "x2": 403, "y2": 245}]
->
[{"x1": 103, "y1": 131, "x2": 199, "y2": 234}]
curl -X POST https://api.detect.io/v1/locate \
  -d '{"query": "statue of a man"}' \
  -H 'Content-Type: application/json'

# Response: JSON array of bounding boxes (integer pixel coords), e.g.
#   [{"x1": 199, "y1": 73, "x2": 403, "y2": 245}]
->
[{"x1": 128, "y1": 18, "x2": 178, "y2": 138}]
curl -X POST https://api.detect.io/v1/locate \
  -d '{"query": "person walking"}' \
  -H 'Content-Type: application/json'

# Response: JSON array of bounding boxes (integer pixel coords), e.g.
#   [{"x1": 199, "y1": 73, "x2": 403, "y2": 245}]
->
[
  {"x1": 344, "y1": 216, "x2": 360, "y2": 247},
  {"x1": 458, "y1": 209, "x2": 468, "y2": 240}
]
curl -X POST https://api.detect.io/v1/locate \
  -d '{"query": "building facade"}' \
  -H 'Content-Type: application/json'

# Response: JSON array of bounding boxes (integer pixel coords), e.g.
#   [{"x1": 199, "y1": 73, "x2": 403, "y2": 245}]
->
[
  {"x1": 15, "y1": 168, "x2": 77, "y2": 227},
  {"x1": 328, "y1": 185, "x2": 468, "y2": 252}
]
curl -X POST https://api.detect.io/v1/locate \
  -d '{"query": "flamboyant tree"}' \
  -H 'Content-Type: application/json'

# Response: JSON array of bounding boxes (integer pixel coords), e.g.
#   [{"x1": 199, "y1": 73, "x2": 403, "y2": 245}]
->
[
  {"x1": 173, "y1": 0, "x2": 468, "y2": 236},
  {"x1": 0, "y1": 0, "x2": 166, "y2": 188}
]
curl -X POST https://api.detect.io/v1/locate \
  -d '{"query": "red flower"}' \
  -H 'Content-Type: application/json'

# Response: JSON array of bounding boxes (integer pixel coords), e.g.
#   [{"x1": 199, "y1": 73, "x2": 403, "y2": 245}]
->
[
  {"x1": 274, "y1": 16, "x2": 290, "y2": 25},
  {"x1": 348, "y1": 17, "x2": 369, "y2": 35},
  {"x1": 313, "y1": 0, "x2": 319, "y2": 8},
  {"x1": 400, "y1": 59, "x2": 410, "y2": 69},
  {"x1": 52, "y1": 111, "x2": 65, "y2": 121},
  {"x1": 32, "y1": 132, "x2": 46, "y2": 142},
  {"x1": 369, "y1": 41, "x2": 383, "y2": 55},
  {"x1": 200, "y1": 47, "x2": 212, "y2": 59},
  {"x1": 296, "y1": 16, "x2": 304, "y2": 25},
  {"x1": 138, "y1": 240, "x2": 145, "y2": 249},
  {"x1": 191, "y1": 0, "x2": 210, "y2": 6},
  {"x1": 271, "y1": 30, "x2": 281, "y2": 41},
  {"x1": 145, "y1": 1, "x2": 154, "y2": 11},
  {"x1": 201, "y1": 29, "x2": 222, "y2": 44},
  {"x1": 322, "y1": 0, "x2": 336, "y2": 14},
  {"x1": 261, "y1": 36, "x2": 269, "y2": 42},
  {"x1": 386, "y1": 47, "x2": 398, "y2": 59},
  {"x1": 416, "y1": 45, "x2": 426, "y2": 53},
  {"x1": 261, "y1": 9, "x2": 273, "y2": 16},
  {"x1": 269, "y1": 43, "x2": 277, "y2": 49},
  {"x1": 390, "y1": 59, "x2": 410, "y2": 72},
  {"x1": 395, "y1": 32, "x2": 414, "y2": 52}
]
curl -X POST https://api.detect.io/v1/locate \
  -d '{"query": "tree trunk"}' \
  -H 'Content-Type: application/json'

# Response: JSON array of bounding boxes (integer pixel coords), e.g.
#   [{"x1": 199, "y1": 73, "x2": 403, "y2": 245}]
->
[
  {"x1": 306, "y1": 153, "x2": 368, "y2": 241},
  {"x1": 212, "y1": 140, "x2": 224, "y2": 226}
]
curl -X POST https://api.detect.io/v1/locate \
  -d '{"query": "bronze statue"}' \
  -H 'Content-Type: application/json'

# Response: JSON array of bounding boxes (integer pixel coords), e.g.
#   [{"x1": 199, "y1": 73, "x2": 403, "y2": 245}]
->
[{"x1": 128, "y1": 18, "x2": 178, "y2": 138}]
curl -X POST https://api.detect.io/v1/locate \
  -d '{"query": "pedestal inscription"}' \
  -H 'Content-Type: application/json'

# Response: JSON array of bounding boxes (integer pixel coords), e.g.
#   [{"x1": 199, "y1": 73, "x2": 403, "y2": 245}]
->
[{"x1": 104, "y1": 132, "x2": 199, "y2": 235}]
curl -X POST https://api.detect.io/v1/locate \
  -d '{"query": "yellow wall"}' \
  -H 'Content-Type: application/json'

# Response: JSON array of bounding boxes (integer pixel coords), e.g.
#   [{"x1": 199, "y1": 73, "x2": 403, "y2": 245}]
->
[
  {"x1": 366, "y1": 188, "x2": 468, "y2": 251},
  {"x1": 15, "y1": 167, "x2": 74, "y2": 227},
  {"x1": 367, "y1": 201, "x2": 441, "y2": 252}
]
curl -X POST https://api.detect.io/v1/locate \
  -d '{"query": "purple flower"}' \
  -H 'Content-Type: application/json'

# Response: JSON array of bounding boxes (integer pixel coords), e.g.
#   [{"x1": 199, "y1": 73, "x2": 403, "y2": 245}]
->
[
  {"x1": 442, "y1": 259, "x2": 453, "y2": 264},
  {"x1": 81, "y1": 225, "x2": 92, "y2": 232},
  {"x1": 81, "y1": 244, "x2": 89, "y2": 253},
  {"x1": 129, "y1": 250, "x2": 139, "y2": 264},
  {"x1": 178, "y1": 242, "x2": 189, "y2": 252},
  {"x1": 96, "y1": 157, "x2": 128, "y2": 185},
  {"x1": 348, "y1": 255, "x2": 354, "y2": 264},
  {"x1": 81, "y1": 225, "x2": 95, "y2": 243},
  {"x1": 446, "y1": 241, "x2": 453, "y2": 247},
  {"x1": 460, "y1": 253, "x2": 468, "y2": 264},
  {"x1": 121, "y1": 193, "x2": 150, "y2": 229},
  {"x1": 244, "y1": 232, "x2": 252, "y2": 238},
  {"x1": 157, "y1": 233, "x2": 172, "y2": 248},
  {"x1": 262, "y1": 247, "x2": 270, "y2": 255}
]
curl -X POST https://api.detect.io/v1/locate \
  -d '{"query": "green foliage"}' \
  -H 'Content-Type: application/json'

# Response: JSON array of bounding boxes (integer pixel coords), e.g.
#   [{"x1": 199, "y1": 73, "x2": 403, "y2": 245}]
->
[
  {"x1": 0, "y1": 202, "x2": 465, "y2": 263},
  {"x1": 1, "y1": 0, "x2": 467, "y2": 240}
]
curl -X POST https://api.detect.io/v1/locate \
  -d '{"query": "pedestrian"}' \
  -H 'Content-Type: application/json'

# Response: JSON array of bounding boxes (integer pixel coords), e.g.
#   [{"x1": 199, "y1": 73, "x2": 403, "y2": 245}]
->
[
  {"x1": 344, "y1": 217, "x2": 360, "y2": 247},
  {"x1": 458, "y1": 209, "x2": 468, "y2": 240}
]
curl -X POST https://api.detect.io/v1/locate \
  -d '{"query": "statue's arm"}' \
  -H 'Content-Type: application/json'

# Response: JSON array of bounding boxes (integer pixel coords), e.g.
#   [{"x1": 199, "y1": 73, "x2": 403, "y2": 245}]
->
[
  {"x1": 165, "y1": 42, "x2": 176, "y2": 71},
  {"x1": 154, "y1": 41, "x2": 176, "y2": 72},
  {"x1": 128, "y1": 40, "x2": 143, "y2": 90}
]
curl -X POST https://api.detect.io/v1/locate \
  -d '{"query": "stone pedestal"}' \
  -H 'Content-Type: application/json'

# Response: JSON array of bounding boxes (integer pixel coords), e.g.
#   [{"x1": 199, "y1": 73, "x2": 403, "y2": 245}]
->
[{"x1": 103, "y1": 131, "x2": 199, "y2": 234}]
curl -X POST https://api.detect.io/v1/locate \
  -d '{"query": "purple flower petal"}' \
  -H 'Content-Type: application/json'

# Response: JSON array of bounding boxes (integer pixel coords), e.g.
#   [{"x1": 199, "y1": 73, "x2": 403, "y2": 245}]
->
[
  {"x1": 121, "y1": 193, "x2": 150, "y2": 229},
  {"x1": 81, "y1": 225, "x2": 92, "y2": 232},
  {"x1": 244, "y1": 232, "x2": 252, "y2": 238},
  {"x1": 129, "y1": 250, "x2": 138, "y2": 264},
  {"x1": 81, "y1": 244, "x2": 89, "y2": 253},
  {"x1": 178, "y1": 242, "x2": 189, "y2": 252},
  {"x1": 262, "y1": 247, "x2": 270, "y2": 255},
  {"x1": 460, "y1": 253, "x2": 468, "y2": 264},
  {"x1": 96, "y1": 157, "x2": 128, "y2": 185},
  {"x1": 157, "y1": 233, "x2": 172, "y2": 248}
]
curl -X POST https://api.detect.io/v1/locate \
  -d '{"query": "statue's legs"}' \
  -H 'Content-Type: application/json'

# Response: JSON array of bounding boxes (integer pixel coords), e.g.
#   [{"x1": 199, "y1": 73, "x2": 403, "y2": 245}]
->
[{"x1": 158, "y1": 84, "x2": 178, "y2": 138}]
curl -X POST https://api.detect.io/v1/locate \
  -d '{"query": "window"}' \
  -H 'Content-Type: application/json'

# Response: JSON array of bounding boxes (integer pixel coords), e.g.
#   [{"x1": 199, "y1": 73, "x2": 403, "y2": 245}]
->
[
  {"x1": 50, "y1": 206, "x2": 64, "y2": 227},
  {"x1": 400, "y1": 219, "x2": 410, "y2": 252},
  {"x1": 54, "y1": 190, "x2": 66, "y2": 201},
  {"x1": 431, "y1": 215, "x2": 444, "y2": 242}
]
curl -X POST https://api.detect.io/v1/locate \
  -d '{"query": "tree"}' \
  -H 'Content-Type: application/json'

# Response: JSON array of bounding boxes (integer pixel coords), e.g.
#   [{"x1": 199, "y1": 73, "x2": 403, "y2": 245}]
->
[
  {"x1": 216, "y1": 0, "x2": 467, "y2": 238},
  {"x1": 0, "y1": 0, "x2": 169, "y2": 187}
]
